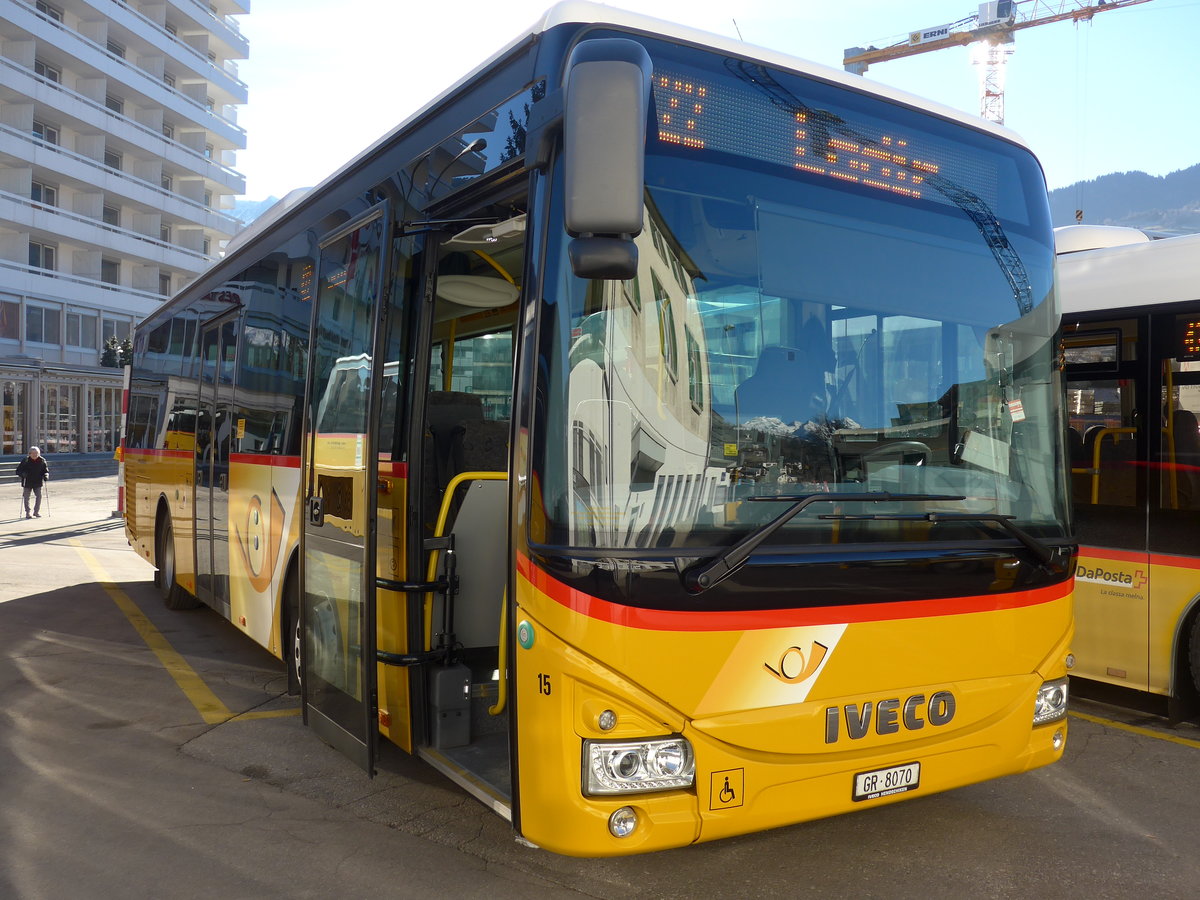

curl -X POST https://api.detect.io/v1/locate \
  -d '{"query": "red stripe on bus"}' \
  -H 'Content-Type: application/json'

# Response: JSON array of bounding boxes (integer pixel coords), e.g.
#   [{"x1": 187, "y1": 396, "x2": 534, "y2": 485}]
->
[
  {"x1": 1081, "y1": 545, "x2": 1200, "y2": 570},
  {"x1": 516, "y1": 552, "x2": 1069, "y2": 632},
  {"x1": 228, "y1": 453, "x2": 302, "y2": 468}
]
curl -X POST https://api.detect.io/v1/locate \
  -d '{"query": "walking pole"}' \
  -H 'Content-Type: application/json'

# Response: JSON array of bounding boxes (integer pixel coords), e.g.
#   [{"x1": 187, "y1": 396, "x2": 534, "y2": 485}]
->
[{"x1": 44, "y1": 481, "x2": 50, "y2": 518}]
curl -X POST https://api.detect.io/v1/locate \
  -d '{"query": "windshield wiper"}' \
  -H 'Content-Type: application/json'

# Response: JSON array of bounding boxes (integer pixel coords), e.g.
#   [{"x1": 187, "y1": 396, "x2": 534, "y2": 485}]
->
[
  {"x1": 680, "y1": 492, "x2": 965, "y2": 594},
  {"x1": 817, "y1": 510, "x2": 1063, "y2": 571}
]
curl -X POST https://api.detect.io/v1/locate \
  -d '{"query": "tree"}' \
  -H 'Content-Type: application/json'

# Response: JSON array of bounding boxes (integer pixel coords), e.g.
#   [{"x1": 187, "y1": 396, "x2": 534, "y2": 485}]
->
[
  {"x1": 120, "y1": 336, "x2": 133, "y2": 366},
  {"x1": 101, "y1": 335, "x2": 122, "y2": 368}
]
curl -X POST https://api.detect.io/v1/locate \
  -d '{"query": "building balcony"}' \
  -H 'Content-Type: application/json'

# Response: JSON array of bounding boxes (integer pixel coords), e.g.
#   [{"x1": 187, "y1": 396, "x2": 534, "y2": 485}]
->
[
  {"x1": 0, "y1": 257, "x2": 166, "y2": 319},
  {"x1": 9, "y1": 1, "x2": 246, "y2": 141},
  {"x1": 2, "y1": 59, "x2": 246, "y2": 193},
  {"x1": 170, "y1": 0, "x2": 251, "y2": 63},
  {"x1": 1, "y1": 123, "x2": 242, "y2": 235},
  {"x1": 102, "y1": 0, "x2": 249, "y2": 99},
  {"x1": 1, "y1": 190, "x2": 213, "y2": 272},
  {"x1": 1, "y1": 59, "x2": 246, "y2": 192}
]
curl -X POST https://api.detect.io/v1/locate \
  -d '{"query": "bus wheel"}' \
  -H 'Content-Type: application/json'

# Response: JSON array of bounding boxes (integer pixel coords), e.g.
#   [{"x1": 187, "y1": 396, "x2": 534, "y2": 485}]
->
[
  {"x1": 1189, "y1": 613, "x2": 1200, "y2": 696},
  {"x1": 285, "y1": 573, "x2": 302, "y2": 696},
  {"x1": 157, "y1": 516, "x2": 199, "y2": 610}
]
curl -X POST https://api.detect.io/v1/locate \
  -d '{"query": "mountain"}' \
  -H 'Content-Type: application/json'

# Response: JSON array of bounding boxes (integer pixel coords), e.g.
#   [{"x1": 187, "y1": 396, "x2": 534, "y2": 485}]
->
[
  {"x1": 1049, "y1": 164, "x2": 1200, "y2": 235},
  {"x1": 230, "y1": 196, "x2": 281, "y2": 226}
]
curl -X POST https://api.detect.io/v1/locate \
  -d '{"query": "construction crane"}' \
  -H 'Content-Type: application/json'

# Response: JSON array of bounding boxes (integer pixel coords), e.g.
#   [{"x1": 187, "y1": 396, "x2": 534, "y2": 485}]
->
[{"x1": 844, "y1": 1, "x2": 1153, "y2": 123}]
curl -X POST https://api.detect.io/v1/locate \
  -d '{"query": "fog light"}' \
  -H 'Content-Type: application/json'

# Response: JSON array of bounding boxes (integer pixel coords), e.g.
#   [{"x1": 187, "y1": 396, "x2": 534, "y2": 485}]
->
[
  {"x1": 608, "y1": 806, "x2": 638, "y2": 838},
  {"x1": 1033, "y1": 676, "x2": 1069, "y2": 725},
  {"x1": 1052, "y1": 729, "x2": 1065, "y2": 750},
  {"x1": 597, "y1": 709, "x2": 617, "y2": 731}
]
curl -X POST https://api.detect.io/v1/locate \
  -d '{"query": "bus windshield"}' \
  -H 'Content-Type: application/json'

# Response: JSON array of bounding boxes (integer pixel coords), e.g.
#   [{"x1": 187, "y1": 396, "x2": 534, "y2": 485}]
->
[{"x1": 540, "y1": 36, "x2": 1066, "y2": 551}]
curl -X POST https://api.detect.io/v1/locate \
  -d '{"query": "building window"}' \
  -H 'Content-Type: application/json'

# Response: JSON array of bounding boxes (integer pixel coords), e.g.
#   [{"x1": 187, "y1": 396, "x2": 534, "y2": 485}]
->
[
  {"x1": 202, "y1": 237, "x2": 211, "y2": 255},
  {"x1": 652, "y1": 274, "x2": 678, "y2": 380},
  {"x1": 205, "y1": 97, "x2": 215, "y2": 112},
  {"x1": 101, "y1": 258, "x2": 121, "y2": 285},
  {"x1": 106, "y1": 39, "x2": 125, "y2": 59},
  {"x1": 159, "y1": 273, "x2": 172, "y2": 295},
  {"x1": 34, "y1": 59, "x2": 61, "y2": 83},
  {"x1": 32, "y1": 120, "x2": 59, "y2": 145},
  {"x1": 29, "y1": 241, "x2": 56, "y2": 271},
  {"x1": 90, "y1": 386, "x2": 123, "y2": 452},
  {"x1": 31, "y1": 181, "x2": 57, "y2": 207},
  {"x1": 163, "y1": 71, "x2": 176, "y2": 88},
  {"x1": 204, "y1": 190, "x2": 213, "y2": 207},
  {"x1": 161, "y1": 173, "x2": 173, "y2": 191},
  {"x1": 105, "y1": 94, "x2": 124, "y2": 115},
  {"x1": 102, "y1": 204, "x2": 120, "y2": 227},
  {"x1": 162, "y1": 122, "x2": 174, "y2": 140},
  {"x1": 35, "y1": 1, "x2": 63, "y2": 22},
  {"x1": 66, "y1": 312, "x2": 98, "y2": 349},
  {"x1": 104, "y1": 148, "x2": 122, "y2": 170},
  {"x1": 27, "y1": 306, "x2": 61, "y2": 344},
  {"x1": 102, "y1": 318, "x2": 131, "y2": 344},
  {"x1": 204, "y1": 144, "x2": 214, "y2": 159},
  {"x1": 41, "y1": 383, "x2": 80, "y2": 453},
  {"x1": 1, "y1": 301, "x2": 20, "y2": 341},
  {"x1": 160, "y1": 224, "x2": 171, "y2": 243}
]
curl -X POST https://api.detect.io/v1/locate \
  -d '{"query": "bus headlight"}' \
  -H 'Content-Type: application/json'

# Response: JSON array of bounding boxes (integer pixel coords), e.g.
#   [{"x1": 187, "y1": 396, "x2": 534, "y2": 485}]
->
[
  {"x1": 1033, "y1": 676, "x2": 1069, "y2": 725},
  {"x1": 584, "y1": 737, "x2": 695, "y2": 795}
]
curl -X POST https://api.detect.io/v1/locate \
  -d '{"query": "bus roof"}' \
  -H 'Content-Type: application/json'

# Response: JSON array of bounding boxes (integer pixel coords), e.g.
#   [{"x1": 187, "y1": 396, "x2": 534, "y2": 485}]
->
[
  {"x1": 299, "y1": 1, "x2": 1037, "y2": 207},
  {"x1": 1057, "y1": 230, "x2": 1200, "y2": 317},
  {"x1": 182, "y1": 1, "x2": 1044, "y2": 331}
]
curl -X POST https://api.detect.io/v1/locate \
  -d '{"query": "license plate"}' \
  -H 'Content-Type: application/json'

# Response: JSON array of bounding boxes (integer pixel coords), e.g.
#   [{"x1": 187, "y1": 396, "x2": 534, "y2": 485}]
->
[{"x1": 853, "y1": 761, "x2": 920, "y2": 802}]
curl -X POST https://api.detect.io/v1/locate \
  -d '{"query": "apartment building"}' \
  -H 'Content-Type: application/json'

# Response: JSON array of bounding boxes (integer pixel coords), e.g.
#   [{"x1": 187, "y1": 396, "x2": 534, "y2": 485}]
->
[{"x1": 0, "y1": 0, "x2": 248, "y2": 457}]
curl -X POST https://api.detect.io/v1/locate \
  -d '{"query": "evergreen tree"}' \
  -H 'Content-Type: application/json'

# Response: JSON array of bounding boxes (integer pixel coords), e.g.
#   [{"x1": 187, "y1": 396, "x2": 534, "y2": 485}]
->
[{"x1": 101, "y1": 335, "x2": 121, "y2": 368}]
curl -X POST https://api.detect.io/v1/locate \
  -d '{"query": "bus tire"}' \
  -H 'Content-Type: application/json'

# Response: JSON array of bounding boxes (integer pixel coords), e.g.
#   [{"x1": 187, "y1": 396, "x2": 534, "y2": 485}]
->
[
  {"x1": 285, "y1": 570, "x2": 302, "y2": 696},
  {"x1": 157, "y1": 515, "x2": 199, "y2": 611},
  {"x1": 1189, "y1": 612, "x2": 1200, "y2": 696}
]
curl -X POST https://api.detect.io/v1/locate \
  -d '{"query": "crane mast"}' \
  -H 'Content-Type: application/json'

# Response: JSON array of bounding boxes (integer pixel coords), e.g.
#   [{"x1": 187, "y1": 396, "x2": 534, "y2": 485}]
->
[{"x1": 844, "y1": 1, "x2": 1153, "y2": 123}]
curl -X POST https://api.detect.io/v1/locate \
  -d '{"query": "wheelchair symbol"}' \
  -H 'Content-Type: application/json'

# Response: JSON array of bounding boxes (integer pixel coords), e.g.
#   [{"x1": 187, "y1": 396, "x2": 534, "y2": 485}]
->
[
  {"x1": 719, "y1": 777, "x2": 736, "y2": 804},
  {"x1": 709, "y1": 768, "x2": 744, "y2": 810}
]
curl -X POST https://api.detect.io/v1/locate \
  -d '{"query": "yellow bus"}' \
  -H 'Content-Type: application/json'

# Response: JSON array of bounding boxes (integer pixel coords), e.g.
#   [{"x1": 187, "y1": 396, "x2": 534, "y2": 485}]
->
[
  {"x1": 125, "y1": 1, "x2": 1074, "y2": 856},
  {"x1": 1058, "y1": 224, "x2": 1200, "y2": 715}
]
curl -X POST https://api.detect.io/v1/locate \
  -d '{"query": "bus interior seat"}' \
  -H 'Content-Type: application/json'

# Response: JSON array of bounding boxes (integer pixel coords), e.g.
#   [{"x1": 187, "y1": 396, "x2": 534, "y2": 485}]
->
[
  {"x1": 424, "y1": 392, "x2": 483, "y2": 527},
  {"x1": 1095, "y1": 429, "x2": 1137, "y2": 507},
  {"x1": 1067, "y1": 427, "x2": 1084, "y2": 465},
  {"x1": 460, "y1": 418, "x2": 510, "y2": 473},
  {"x1": 1171, "y1": 409, "x2": 1200, "y2": 508}
]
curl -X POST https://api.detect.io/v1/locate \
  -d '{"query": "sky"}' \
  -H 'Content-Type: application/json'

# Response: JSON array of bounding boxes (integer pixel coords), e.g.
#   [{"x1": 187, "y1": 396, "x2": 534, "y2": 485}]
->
[{"x1": 234, "y1": 0, "x2": 1200, "y2": 202}]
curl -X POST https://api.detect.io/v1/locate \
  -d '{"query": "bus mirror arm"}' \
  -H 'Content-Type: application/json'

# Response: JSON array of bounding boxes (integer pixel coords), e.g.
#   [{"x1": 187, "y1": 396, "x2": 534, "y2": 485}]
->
[{"x1": 526, "y1": 89, "x2": 563, "y2": 171}]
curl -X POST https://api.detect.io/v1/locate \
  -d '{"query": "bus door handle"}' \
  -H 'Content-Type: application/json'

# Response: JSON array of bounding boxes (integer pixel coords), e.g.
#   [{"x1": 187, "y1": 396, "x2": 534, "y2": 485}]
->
[{"x1": 307, "y1": 495, "x2": 324, "y2": 527}]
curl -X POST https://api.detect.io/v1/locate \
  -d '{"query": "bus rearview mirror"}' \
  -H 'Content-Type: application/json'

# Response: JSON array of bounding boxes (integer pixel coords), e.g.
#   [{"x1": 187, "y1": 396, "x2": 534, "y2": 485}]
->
[{"x1": 563, "y1": 39, "x2": 652, "y2": 280}]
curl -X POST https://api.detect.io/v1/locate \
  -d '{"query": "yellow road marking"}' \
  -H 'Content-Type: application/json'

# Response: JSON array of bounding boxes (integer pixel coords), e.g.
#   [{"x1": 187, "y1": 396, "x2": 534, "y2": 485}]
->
[
  {"x1": 1070, "y1": 710, "x2": 1200, "y2": 750},
  {"x1": 72, "y1": 542, "x2": 299, "y2": 725}
]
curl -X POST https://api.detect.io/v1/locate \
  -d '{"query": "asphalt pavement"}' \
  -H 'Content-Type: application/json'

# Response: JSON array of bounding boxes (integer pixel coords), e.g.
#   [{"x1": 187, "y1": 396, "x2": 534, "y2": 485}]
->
[{"x1": 3, "y1": 475, "x2": 1200, "y2": 899}]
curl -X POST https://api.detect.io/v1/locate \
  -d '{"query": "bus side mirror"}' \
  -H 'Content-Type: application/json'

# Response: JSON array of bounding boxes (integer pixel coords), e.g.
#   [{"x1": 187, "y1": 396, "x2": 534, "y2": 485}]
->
[{"x1": 562, "y1": 39, "x2": 652, "y2": 281}]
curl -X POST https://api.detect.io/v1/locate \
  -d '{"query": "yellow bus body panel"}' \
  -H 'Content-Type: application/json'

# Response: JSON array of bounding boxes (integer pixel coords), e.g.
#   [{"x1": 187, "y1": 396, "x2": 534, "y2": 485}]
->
[
  {"x1": 513, "y1": 563, "x2": 1072, "y2": 856},
  {"x1": 225, "y1": 456, "x2": 303, "y2": 657}
]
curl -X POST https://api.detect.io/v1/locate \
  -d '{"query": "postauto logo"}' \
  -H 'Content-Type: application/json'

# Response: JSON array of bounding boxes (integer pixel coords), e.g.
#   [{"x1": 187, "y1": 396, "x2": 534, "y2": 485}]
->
[{"x1": 1074, "y1": 562, "x2": 1147, "y2": 590}]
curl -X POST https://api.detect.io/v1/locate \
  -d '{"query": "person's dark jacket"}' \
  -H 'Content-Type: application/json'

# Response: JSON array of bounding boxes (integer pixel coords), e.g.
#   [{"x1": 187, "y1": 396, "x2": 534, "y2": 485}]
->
[{"x1": 16, "y1": 455, "x2": 49, "y2": 489}]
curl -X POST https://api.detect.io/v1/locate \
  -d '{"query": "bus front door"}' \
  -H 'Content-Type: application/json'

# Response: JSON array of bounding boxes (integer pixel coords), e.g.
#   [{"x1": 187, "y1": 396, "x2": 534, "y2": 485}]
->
[
  {"x1": 195, "y1": 315, "x2": 237, "y2": 617},
  {"x1": 301, "y1": 205, "x2": 389, "y2": 773}
]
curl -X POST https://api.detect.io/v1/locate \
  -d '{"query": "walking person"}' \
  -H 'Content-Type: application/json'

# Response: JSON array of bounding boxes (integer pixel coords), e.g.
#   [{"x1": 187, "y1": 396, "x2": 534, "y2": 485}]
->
[{"x1": 16, "y1": 446, "x2": 49, "y2": 519}]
